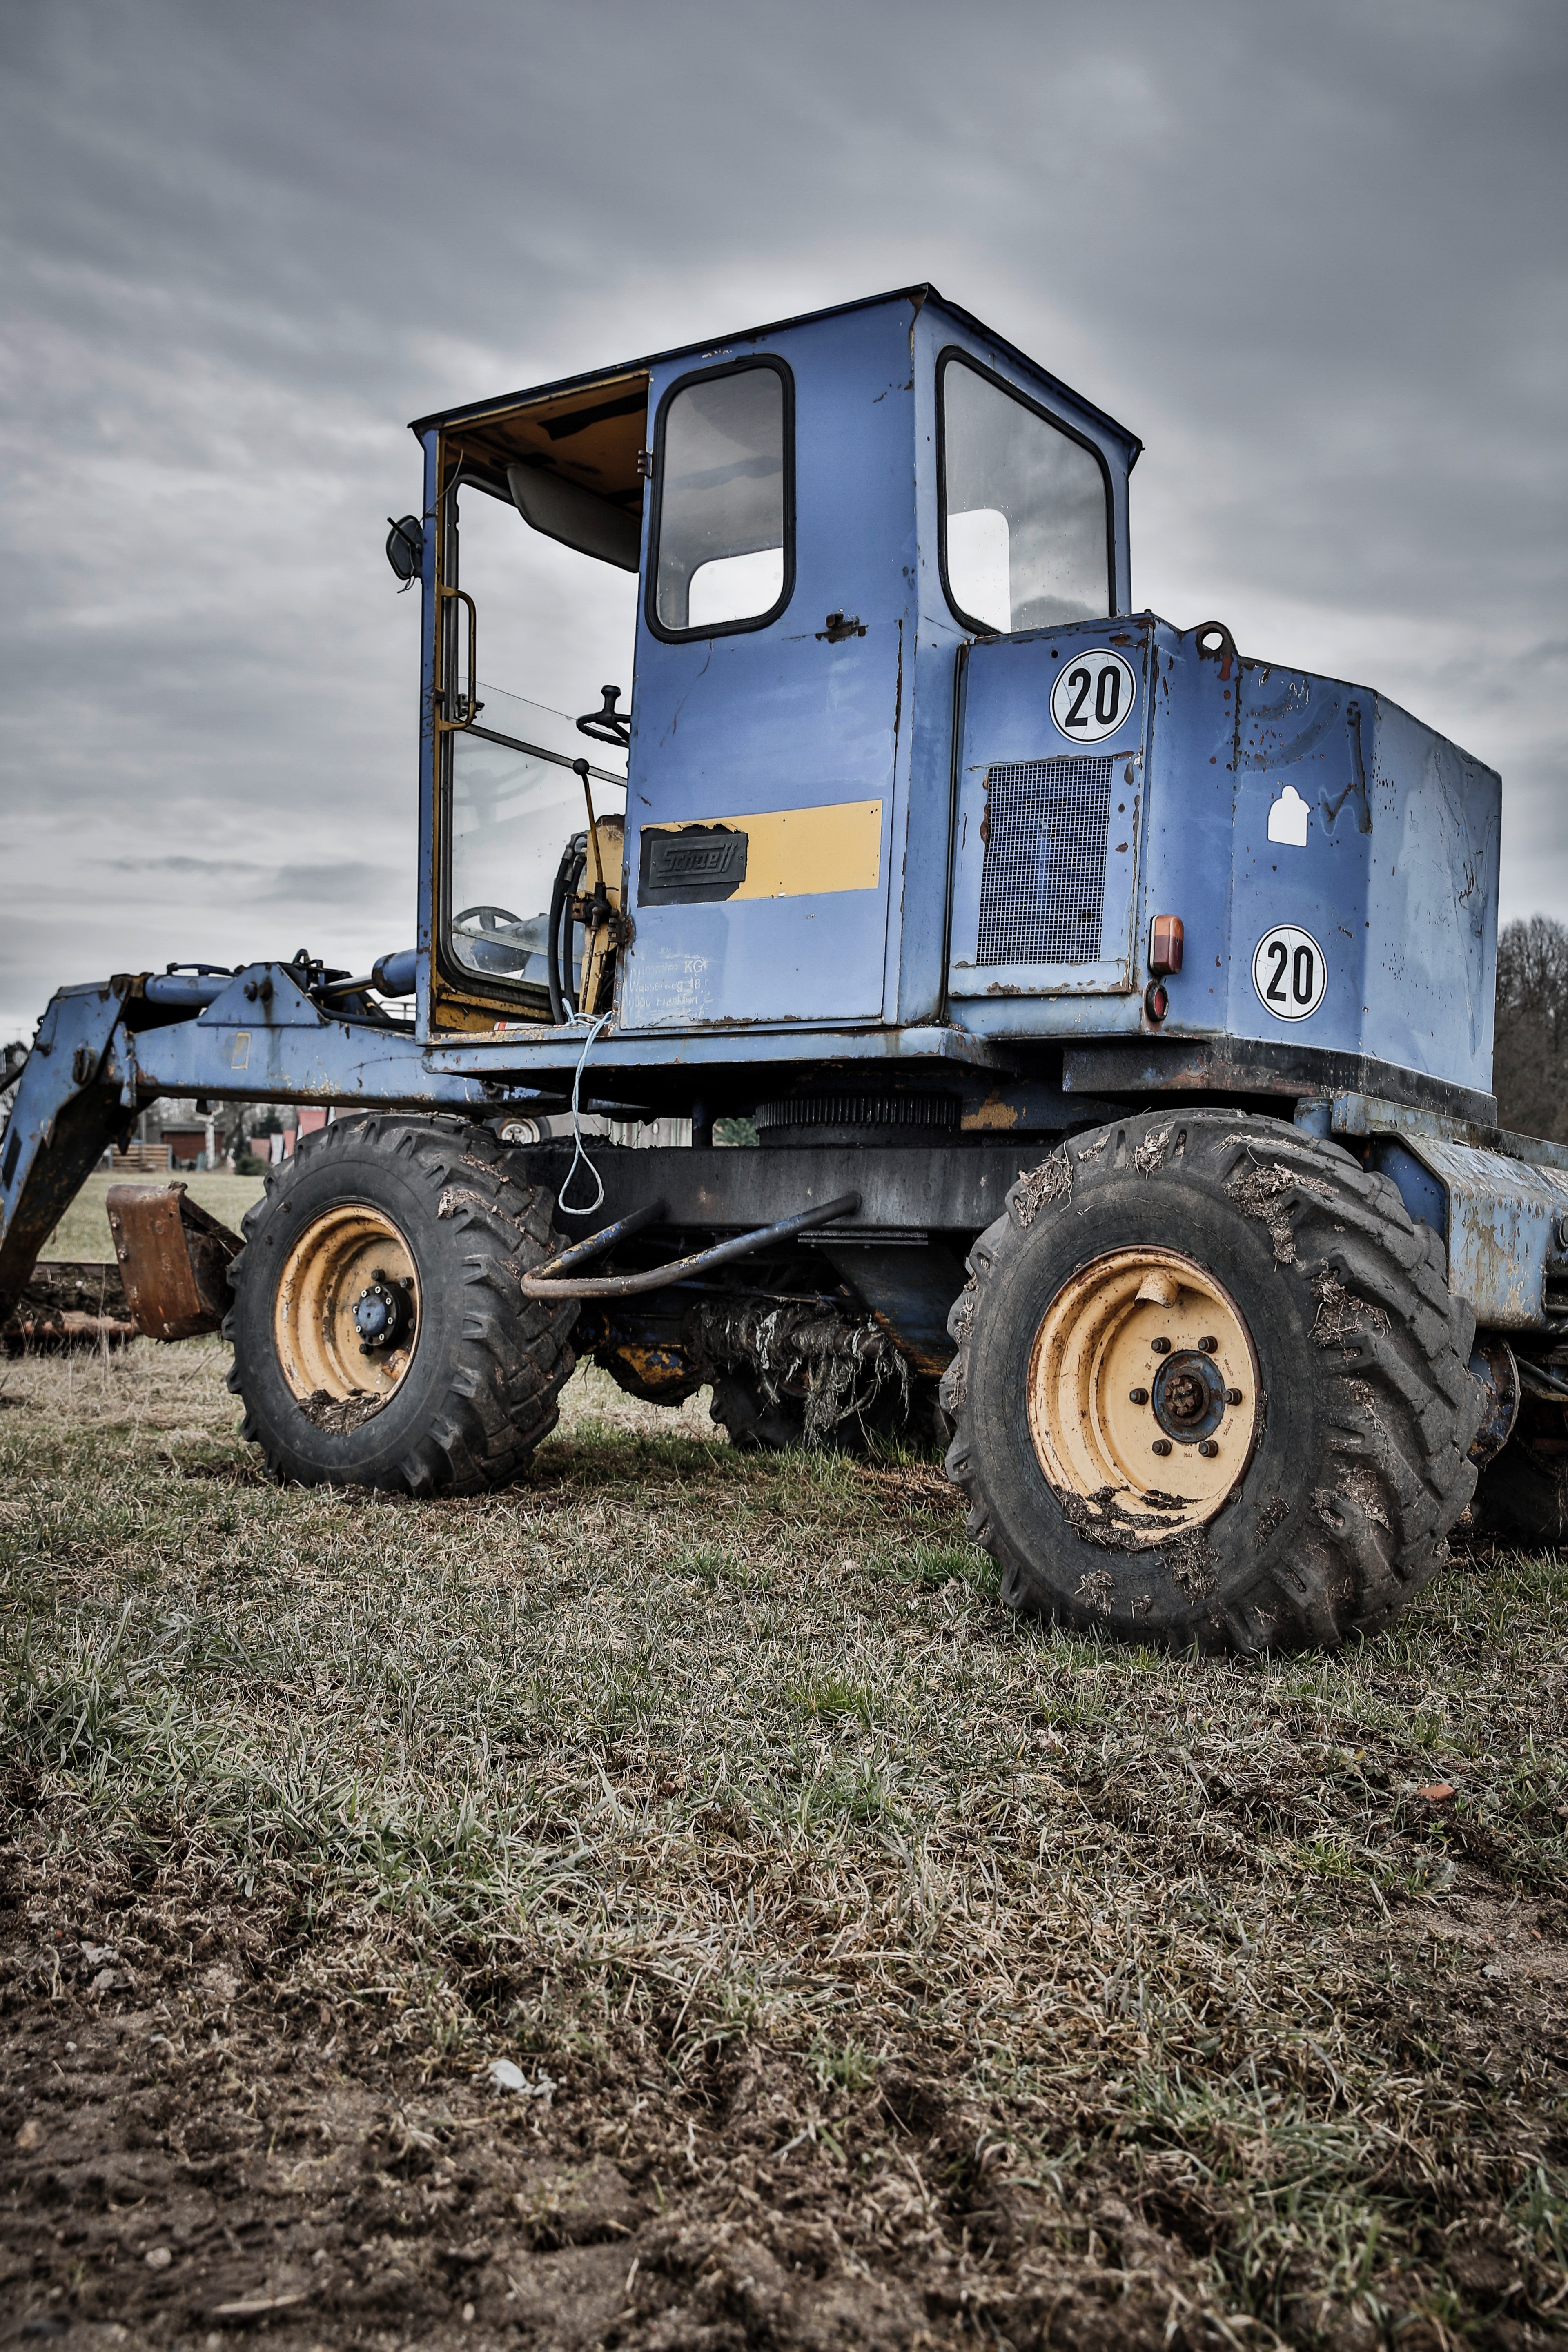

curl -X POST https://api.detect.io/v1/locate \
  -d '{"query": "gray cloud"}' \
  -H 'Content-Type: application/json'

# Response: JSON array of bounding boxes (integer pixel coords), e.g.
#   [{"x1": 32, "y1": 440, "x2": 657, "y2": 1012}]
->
[{"x1": 1, "y1": 0, "x2": 1564, "y2": 1042}]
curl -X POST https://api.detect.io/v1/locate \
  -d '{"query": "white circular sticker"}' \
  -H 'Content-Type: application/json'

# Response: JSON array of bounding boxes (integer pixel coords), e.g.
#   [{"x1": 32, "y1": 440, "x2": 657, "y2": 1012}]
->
[
  {"x1": 1050, "y1": 649, "x2": 1137, "y2": 744},
  {"x1": 1252, "y1": 924, "x2": 1327, "y2": 1021}
]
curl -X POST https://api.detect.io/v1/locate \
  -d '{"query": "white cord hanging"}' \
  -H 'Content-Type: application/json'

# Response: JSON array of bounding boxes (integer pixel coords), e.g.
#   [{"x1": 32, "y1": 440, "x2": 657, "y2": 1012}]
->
[{"x1": 556, "y1": 1009, "x2": 612, "y2": 1218}]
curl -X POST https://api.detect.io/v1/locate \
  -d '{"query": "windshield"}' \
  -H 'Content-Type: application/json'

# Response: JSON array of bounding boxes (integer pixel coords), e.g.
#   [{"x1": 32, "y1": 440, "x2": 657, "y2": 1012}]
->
[
  {"x1": 940, "y1": 354, "x2": 1111, "y2": 634},
  {"x1": 446, "y1": 684, "x2": 626, "y2": 1007}
]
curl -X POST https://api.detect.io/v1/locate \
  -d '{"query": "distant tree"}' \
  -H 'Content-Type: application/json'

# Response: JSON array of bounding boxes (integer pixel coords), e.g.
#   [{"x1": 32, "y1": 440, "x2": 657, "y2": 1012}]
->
[{"x1": 1493, "y1": 917, "x2": 1568, "y2": 1141}]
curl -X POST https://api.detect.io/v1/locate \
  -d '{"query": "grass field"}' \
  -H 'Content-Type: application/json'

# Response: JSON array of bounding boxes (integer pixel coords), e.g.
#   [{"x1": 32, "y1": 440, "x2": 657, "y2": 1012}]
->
[
  {"x1": 1, "y1": 1339, "x2": 1565, "y2": 2348},
  {"x1": 37, "y1": 1171, "x2": 267, "y2": 1262}
]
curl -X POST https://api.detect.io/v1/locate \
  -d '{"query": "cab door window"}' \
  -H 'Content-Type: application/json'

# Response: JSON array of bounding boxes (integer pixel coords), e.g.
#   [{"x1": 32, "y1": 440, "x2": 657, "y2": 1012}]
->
[
  {"x1": 650, "y1": 361, "x2": 793, "y2": 636},
  {"x1": 939, "y1": 352, "x2": 1113, "y2": 634}
]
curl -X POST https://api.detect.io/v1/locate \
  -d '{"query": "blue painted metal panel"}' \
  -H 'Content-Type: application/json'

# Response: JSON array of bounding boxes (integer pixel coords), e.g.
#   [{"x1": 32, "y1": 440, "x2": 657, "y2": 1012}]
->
[
  {"x1": 621, "y1": 301, "x2": 918, "y2": 1031},
  {"x1": 111, "y1": 1019, "x2": 506, "y2": 1111},
  {"x1": 620, "y1": 623, "x2": 901, "y2": 1029},
  {"x1": 947, "y1": 619, "x2": 1152, "y2": 1005},
  {"x1": 1398, "y1": 1135, "x2": 1568, "y2": 1328},
  {"x1": 1362, "y1": 695, "x2": 1499, "y2": 1082},
  {"x1": 1368, "y1": 1139, "x2": 1449, "y2": 1240},
  {"x1": 0, "y1": 984, "x2": 133, "y2": 1283},
  {"x1": 1134, "y1": 621, "x2": 1240, "y2": 1036},
  {"x1": 938, "y1": 610, "x2": 1500, "y2": 1093},
  {"x1": 1221, "y1": 665, "x2": 1498, "y2": 1092},
  {"x1": 420, "y1": 1020, "x2": 1012, "y2": 1079},
  {"x1": 895, "y1": 303, "x2": 958, "y2": 1028}
]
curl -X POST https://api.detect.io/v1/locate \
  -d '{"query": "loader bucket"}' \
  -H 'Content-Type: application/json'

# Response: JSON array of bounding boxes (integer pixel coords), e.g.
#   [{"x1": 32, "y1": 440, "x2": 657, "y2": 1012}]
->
[{"x1": 107, "y1": 1183, "x2": 243, "y2": 1341}]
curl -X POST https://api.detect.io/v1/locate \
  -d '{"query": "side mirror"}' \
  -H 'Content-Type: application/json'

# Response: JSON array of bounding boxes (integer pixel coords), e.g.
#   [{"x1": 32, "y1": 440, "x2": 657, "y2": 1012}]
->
[{"x1": 385, "y1": 514, "x2": 424, "y2": 588}]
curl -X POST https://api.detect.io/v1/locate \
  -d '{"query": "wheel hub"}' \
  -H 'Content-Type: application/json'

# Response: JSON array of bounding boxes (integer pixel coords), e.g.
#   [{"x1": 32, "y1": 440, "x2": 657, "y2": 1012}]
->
[
  {"x1": 1152, "y1": 1349, "x2": 1227, "y2": 1443},
  {"x1": 273, "y1": 1206, "x2": 421, "y2": 1405},
  {"x1": 1027, "y1": 1246, "x2": 1260, "y2": 1540},
  {"x1": 352, "y1": 1274, "x2": 412, "y2": 1353}
]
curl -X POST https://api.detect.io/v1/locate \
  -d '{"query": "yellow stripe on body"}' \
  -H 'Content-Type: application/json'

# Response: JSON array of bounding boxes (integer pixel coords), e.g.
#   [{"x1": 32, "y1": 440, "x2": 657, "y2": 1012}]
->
[{"x1": 646, "y1": 800, "x2": 882, "y2": 898}]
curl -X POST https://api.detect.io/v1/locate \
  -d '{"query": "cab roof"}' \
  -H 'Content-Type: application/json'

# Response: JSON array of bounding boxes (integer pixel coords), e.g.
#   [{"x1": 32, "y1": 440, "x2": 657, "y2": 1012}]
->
[{"x1": 408, "y1": 283, "x2": 1143, "y2": 471}]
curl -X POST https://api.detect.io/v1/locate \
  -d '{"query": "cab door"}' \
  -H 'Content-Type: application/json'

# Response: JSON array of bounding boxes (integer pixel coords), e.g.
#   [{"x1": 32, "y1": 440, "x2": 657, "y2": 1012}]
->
[{"x1": 617, "y1": 351, "x2": 898, "y2": 1033}]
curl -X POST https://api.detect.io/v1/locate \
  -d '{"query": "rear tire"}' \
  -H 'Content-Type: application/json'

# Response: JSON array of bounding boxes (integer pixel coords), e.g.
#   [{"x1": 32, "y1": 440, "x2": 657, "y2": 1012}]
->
[
  {"x1": 1471, "y1": 1401, "x2": 1568, "y2": 1548},
  {"x1": 225, "y1": 1114, "x2": 577, "y2": 1493},
  {"x1": 941, "y1": 1110, "x2": 1483, "y2": 1653}
]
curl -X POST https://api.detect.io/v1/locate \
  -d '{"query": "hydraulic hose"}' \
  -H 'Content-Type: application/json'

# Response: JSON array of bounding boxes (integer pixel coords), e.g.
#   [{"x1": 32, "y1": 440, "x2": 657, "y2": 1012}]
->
[
  {"x1": 546, "y1": 844, "x2": 586, "y2": 1025},
  {"x1": 518, "y1": 1191, "x2": 863, "y2": 1299}
]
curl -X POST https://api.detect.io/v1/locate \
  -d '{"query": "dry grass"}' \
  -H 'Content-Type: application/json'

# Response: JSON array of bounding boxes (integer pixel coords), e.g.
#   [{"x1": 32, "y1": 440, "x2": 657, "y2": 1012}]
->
[{"x1": 1, "y1": 1337, "x2": 1566, "y2": 2348}]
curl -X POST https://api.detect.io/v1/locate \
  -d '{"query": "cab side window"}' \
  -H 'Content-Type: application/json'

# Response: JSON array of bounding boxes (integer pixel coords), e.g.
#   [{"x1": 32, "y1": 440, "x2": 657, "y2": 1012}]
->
[
  {"x1": 652, "y1": 362, "x2": 792, "y2": 635},
  {"x1": 939, "y1": 352, "x2": 1112, "y2": 635}
]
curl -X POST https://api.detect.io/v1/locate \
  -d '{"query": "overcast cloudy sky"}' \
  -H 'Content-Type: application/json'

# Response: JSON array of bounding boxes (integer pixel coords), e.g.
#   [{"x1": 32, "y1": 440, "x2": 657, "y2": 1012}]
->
[{"x1": 1, "y1": 0, "x2": 1563, "y2": 1043}]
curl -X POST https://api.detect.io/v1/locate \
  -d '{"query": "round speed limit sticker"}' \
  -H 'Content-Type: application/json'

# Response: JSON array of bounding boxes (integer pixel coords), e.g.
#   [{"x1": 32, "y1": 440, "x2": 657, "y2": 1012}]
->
[
  {"x1": 1050, "y1": 649, "x2": 1137, "y2": 744},
  {"x1": 1252, "y1": 924, "x2": 1327, "y2": 1021}
]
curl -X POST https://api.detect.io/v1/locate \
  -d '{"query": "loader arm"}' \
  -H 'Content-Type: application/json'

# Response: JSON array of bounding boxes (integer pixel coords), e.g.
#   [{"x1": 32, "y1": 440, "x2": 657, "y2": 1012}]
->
[
  {"x1": 0, "y1": 959, "x2": 561, "y2": 1331},
  {"x1": 0, "y1": 982, "x2": 133, "y2": 1325}
]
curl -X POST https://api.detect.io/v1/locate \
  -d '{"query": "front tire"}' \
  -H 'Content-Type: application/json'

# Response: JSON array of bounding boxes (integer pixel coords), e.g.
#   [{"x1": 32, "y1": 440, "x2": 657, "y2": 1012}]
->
[
  {"x1": 941, "y1": 1111, "x2": 1483, "y2": 1653},
  {"x1": 225, "y1": 1114, "x2": 577, "y2": 1493}
]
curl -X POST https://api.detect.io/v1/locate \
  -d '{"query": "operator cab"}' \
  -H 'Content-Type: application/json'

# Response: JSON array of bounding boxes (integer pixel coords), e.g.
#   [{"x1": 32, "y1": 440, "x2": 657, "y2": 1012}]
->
[{"x1": 406, "y1": 287, "x2": 1138, "y2": 1039}]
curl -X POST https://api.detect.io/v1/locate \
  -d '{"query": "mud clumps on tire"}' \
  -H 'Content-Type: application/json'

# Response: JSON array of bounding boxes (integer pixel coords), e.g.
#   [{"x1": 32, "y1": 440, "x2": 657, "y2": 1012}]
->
[
  {"x1": 1132, "y1": 1122, "x2": 1174, "y2": 1177},
  {"x1": 1009, "y1": 1145, "x2": 1072, "y2": 1229},
  {"x1": 1224, "y1": 1155, "x2": 1334, "y2": 1265},
  {"x1": 1312, "y1": 1266, "x2": 1390, "y2": 1346},
  {"x1": 300, "y1": 1388, "x2": 388, "y2": 1434},
  {"x1": 1161, "y1": 1523, "x2": 1217, "y2": 1600}
]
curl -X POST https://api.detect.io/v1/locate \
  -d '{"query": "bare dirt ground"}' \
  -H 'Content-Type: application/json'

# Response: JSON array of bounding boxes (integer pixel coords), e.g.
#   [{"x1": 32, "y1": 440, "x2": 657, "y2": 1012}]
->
[{"x1": 1, "y1": 1340, "x2": 1566, "y2": 2349}]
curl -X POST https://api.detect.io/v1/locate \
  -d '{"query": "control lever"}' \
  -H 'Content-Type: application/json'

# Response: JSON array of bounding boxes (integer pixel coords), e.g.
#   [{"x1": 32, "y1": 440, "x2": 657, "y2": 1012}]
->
[{"x1": 573, "y1": 758, "x2": 611, "y2": 933}]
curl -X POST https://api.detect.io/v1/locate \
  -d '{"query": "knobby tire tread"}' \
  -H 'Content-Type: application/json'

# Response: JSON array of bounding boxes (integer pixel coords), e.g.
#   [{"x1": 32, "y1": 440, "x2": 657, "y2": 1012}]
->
[
  {"x1": 223, "y1": 1113, "x2": 577, "y2": 1495},
  {"x1": 940, "y1": 1109, "x2": 1483, "y2": 1654}
]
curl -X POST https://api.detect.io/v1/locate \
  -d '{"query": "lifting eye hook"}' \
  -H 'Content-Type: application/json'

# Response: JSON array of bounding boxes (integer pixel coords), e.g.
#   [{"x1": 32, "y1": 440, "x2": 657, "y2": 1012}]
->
[{"x1": 1192, "y1": 619, "x2": 1237, "y2": 677}]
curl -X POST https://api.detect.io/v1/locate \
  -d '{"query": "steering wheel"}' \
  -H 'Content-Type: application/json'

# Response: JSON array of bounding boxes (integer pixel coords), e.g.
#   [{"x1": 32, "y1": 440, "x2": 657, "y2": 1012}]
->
[
  {"x1": 453, "y1": 904, "x2": 526, "y2": 935},
  {"x1": 452, "y1": 905, "x2": 532, "y2": 977}
]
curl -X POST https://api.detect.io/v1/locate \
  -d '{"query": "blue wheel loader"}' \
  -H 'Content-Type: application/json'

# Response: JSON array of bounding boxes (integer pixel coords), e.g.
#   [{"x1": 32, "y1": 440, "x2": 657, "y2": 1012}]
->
[{"x1": 4, "y1": 284, "x2": 1564, "y2": 1652}]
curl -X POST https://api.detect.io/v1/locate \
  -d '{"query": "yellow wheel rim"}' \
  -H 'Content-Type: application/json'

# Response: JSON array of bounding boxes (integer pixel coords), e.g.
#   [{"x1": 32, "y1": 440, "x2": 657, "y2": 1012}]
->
[
  {"x1": 273, "y1": 1203, "x2": 420, "y2": 1405},
  {"x1": 1027, "y1": 1247, "x2": 1258, "y2": 1541}
]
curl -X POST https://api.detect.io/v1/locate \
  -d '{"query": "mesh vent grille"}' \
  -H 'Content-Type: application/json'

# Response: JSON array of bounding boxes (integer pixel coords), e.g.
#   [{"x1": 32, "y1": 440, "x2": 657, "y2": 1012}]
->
[{"x1": 975, "y1": 755, "x2": 1115, "y2": 968}]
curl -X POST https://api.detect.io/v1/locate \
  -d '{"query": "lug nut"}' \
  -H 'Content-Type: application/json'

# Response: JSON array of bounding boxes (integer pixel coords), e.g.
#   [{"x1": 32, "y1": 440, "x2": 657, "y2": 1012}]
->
[
  {"x1": 1225, "y1": 1387, "x2": 1243, "y2": 1405},
  {"x1": 1152, "y1": 1438, "x2": 1172, "y2": 1457},
  {"x1": 1198, "y1": 1335, "x2": 1218, "y2": 1353},
  {"x1": 1129, "y1": 1386, "x2": 1149, "y2": 1405},
  {"x1": 1151, "y1": 1336, "x2": 1172, "y2": 1355},
  {"x1": 1198, "y1": 1439, "x2": 1219, "y2": 1458}
]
